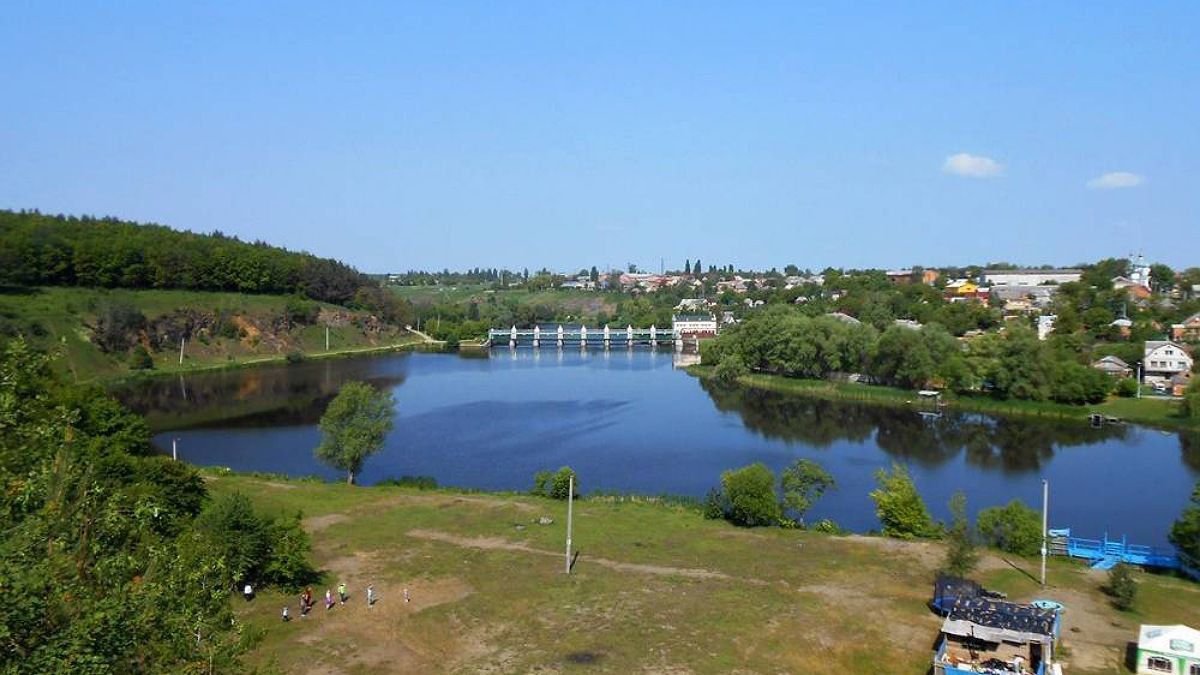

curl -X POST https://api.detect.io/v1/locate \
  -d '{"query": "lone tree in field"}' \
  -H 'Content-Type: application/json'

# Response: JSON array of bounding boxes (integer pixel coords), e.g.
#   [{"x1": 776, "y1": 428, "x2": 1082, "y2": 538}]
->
[{"x1": 316, "y1": 381, "x2": 395, "y2": 485}]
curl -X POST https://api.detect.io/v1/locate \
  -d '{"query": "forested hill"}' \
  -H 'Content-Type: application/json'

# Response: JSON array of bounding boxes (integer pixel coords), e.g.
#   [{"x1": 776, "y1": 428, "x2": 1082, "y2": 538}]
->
[{"x1": 0, "y1": 209, "x2": 373, "y2": 306}]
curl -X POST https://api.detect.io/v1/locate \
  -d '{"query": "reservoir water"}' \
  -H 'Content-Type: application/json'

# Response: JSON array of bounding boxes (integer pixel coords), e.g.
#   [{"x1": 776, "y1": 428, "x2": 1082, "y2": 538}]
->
[{"x1": 114, "y1": 349, "x2": 1200, "y2": 547}]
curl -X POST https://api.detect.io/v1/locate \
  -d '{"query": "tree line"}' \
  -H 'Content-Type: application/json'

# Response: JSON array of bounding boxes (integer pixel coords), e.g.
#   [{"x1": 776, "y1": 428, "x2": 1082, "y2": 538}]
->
[
  {"x1": 703, "y1": 306, "x2": 1117, "y2": 405},
  {"x1": 0, "y1": 210, "x2": 410, "y2": 322}
]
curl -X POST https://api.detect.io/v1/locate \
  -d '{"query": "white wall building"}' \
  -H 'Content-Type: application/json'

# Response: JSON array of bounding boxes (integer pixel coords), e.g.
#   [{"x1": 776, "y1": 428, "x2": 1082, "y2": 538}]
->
[
  {"x1": 981, "y1": 269, "x2": 1082, "y2": 286},
  {"x1": 1036, "y1": 315, "x2": 1057, "y2": 341},
  {"x1": 1144, "y1": 341, "x2": 1194, "y2": 383},
  {"x1": 672, "y1": 314, "x2": 718, "y2": 337}
]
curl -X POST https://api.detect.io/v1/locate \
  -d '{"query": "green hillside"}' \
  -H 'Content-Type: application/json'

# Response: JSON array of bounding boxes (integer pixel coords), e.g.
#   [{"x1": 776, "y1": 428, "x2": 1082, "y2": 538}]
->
[{"x1": 0, "y1": 287, "x2": 420, "y2": 382}]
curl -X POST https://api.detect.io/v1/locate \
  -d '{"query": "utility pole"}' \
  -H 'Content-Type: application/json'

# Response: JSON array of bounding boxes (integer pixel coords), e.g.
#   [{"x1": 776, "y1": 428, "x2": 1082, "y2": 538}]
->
[
  {"x1": 1136, "y1": 362, "x2": 1142, "y2": 399},
  {"x1": 325, "y1": 325, "x2": 330, "y2": 351},
  {"x1": 179, "y1": 337, "x2": 186, "y2": 366},
  {"x1": 172, "y1": 437, "x2": 179, "y2": 461},
  {"x1": 1040, "y1": 479, "x2": 1049, "y2": 587},
  {"x1": 565, "y1": 474, "x2": 574, "y2": 574}
]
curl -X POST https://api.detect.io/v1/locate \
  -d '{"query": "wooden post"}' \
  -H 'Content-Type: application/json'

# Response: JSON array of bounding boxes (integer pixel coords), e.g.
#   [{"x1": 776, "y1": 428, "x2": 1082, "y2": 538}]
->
[
  {"x1": 1040, "y1": 479, "x2": 1049, "y2": 587},
  {"x1": 179, "y1": 337, "x2": 186, "y2": 365}
]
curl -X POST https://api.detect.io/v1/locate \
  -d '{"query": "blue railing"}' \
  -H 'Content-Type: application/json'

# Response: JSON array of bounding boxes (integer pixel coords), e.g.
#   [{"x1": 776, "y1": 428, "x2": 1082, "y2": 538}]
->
[{"x1": 1052, "y1": 530, "x2": 1180, "y2": 569}]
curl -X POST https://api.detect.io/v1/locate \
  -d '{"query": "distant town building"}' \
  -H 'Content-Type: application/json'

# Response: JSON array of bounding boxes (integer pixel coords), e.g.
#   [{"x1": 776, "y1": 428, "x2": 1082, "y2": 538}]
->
[
  {"x1": 885, "y1": 269, "x2": 940, "y2": 285},
  {"x1": 675, "y1": 298, "x2": 710, "y2": 312},
  {"x1": 1171, "y1": 312, "x2": 1200, "y2": 343},
  {"x1": 944, "y1": 279, "x2": 990, "y2": 303},
  {"x1": 893, "y1": 319, "x2": 923, "y2": 330},
  {"x1": 1091, "y1": 355, "x2": 1133, "y2": 378},
  {"x1": 1036, "y1": 315, "x2": 1057, "y2": 341},
  {"x1": 990, "y1": 285, "x2": 1056, "y2": 312},
  {"x1": 824, "y1": 312, "x2": 862, "y2": 326},
  {"x1": 672, "y1": 313, "x2": 717, "y2": 338},
  {"x1": 1143, "y1": 341, "x2": 1194, "y2": 383},
  {"x1": 979, "y1": 266, "x2": 1084, "y2": 284},
  {"x1": 981, "y1": 268, "x2": 1082, "y2": 286}
]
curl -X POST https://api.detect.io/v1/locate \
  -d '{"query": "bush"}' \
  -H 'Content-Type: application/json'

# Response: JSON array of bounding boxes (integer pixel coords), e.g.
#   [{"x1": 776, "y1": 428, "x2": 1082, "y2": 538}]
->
[
  {"x1": 702, "y1": 487, "x2": 727, "y2": 520},
  {"x1": 129, "y1": 344, "x2": 154, "y2": 370},
  {"x1": 942, "y1": 491, "x2": 979, "y2": 577},
  {"x1": 532, "y1": 467, "x2": 577, "y2": 499},
  {"x1": 869, "y1": 463, "x2": 937, "y2": 539},
  {"x1": 285, "y1": 350, "x2": 306, "y2": 364},
  {"x1": 811, "y1": 519, "x2": 845, "y2": 534},
  {"x1": 720, "y1": 463, "x2": 781, "y2": 527},
  {"x1": 1115, "y1": 378, "x2": 1139, "y2": 397},
  {"x1": 1105, "y1": 563, "x2": 1137, "y2": 611},
  {"x1": 713, "y1": 354, "x2": 749, "y2": 385},
  {"x1": 977, "y1": 499, "x2": 1042, "y2": 556},
  {"x1": 193, "y1": 493, "x2": 315, "y2": 590}
]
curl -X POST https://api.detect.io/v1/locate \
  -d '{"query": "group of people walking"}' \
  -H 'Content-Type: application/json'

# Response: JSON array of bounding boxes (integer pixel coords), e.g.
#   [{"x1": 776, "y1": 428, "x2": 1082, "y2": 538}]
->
[{"x1": 283, "y1": 582, "x2": 388, "y2": 622}]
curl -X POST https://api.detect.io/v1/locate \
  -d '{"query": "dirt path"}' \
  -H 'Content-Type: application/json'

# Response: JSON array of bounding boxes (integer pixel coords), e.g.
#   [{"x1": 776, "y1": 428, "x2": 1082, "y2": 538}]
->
[{"x1": 406, "y1": 528, "x2": 740, "y2": 581}]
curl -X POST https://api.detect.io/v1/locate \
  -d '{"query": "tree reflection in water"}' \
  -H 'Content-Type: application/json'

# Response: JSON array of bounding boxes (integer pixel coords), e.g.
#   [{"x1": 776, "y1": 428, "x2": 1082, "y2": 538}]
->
[{"x1": 700, "y1": 379, "x2": 1131, "y2": 474}]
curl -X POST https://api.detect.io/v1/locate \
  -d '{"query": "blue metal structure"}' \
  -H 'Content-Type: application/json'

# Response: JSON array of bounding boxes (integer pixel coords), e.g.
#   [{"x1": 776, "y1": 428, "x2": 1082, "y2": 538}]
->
[{"x1": 1048, "y1": 528, "x2": 1180, "y2": 571}]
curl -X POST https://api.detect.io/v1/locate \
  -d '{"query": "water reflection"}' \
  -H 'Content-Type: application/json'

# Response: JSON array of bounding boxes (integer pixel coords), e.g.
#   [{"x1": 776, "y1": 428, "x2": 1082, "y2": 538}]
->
[
  {"x1": 115, "y1": 358, "x2": 408, "y2": 431},
  {"x1": 700, "y1": 380, "x2": 1131, "y2": 473}
]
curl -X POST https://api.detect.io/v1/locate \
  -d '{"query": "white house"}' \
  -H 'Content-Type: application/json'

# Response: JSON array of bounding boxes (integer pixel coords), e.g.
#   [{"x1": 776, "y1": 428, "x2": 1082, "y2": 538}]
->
[
  {"x1": 982, "y1": 269, "x2": 1082, "y2": 286},
  {"x1": 1136, "y1": 624, "x2": 1200, "y2": 674},
  {"x1": 672, "y1": 313, "x2": 718, "y2": 338},
  {"x1": 1144, "y1": 341, "x2": 1194, "y2": 383}
]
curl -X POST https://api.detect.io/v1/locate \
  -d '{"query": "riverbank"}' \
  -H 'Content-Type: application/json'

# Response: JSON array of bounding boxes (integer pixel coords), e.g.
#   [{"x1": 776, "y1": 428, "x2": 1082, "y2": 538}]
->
[
  {"x1": 687, "y1": 365, "x2": 1199, "y2": 432},
  {"x1": 215, "y1": 471, "x2": 1199, "y2": 674}
]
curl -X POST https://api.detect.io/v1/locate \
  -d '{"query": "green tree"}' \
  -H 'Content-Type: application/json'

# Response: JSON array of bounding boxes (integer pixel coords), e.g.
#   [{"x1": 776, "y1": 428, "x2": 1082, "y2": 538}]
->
[
  {"x1": 1105, "y1": 563, "x2": 1137, "y2": 611},
  {"x1": 780, "y1": 458, "x2": 835, "y2": 526},
  {"x1": 316, "y1": 381, "x2": 395, "y2": 484},
  {"x1": 720, "y1": 463, "x2": 781, "y2": 527},
  {"x1": 1185, "y1": 379, "x2": 1200, "y2": 420},
  {"x1": 714, "y1": 353, "x2": 749, "y2": 384},
  {"x1": 129, "y1": 344, "x2": 154, "y2": 370},
  {"x1": 1169, "y1": 482, "x2": 1200, "y2": 567},
  {"x1": 942, "y1": 491, "x2": 979, "y2": 577},
  {"x1": 1149, "y1": 263, "x2": 1175, "y2": 292},
  {"x1": 976, "y1": 499, "x2": 1042, "y2": 556},
  {"x1": 869, "y1": 463, "x2": 937, "y2": 538}
]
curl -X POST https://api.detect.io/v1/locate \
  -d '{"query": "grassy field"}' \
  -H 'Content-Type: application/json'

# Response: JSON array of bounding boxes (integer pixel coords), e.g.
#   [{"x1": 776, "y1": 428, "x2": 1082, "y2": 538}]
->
[
  {"x1": 0, "y1": 287, "x2": 422, "y2": 382},
  {"x1": 213, "y1": 473, "x2": 1200, "y2": 674},
  {"x1": 687, "y1": 366, "x2": 1199, "y2": 432}
]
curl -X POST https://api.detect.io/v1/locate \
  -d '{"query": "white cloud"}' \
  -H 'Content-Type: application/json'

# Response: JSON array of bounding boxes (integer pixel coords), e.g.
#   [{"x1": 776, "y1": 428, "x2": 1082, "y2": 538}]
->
[
  {"x1": 942, "y1": 153, "x2": 1003, "y2": 178},
  {"x1": 1087, "y1": 171, "x2": 1144, "y2": 190}
]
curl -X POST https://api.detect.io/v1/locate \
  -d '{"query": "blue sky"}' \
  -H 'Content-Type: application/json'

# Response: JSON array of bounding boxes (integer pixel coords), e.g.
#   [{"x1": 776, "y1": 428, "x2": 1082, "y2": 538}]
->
[{"x1": 1, "y1": 2, "x2": 1196, "y2": 273}]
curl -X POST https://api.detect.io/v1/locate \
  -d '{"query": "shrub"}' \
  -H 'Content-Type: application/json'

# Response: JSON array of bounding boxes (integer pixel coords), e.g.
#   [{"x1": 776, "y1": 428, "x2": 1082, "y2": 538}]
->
[
  {"x1": 285, "y1": 350, "x2": 306, "y2": 364},
  {"x1": 1105, "y1": 563, "x2": 1137, "y2": 611},
  {"x1": 869, "y1": 463, "x2": 937, "y2": 539},
  {"x1": 1115, "y1": 377, "x2": 1139, "y2": 398},
  {"x1": 811, "y1": 519, "x2": 845, "y2": 534},
  {"x1": 977, "y1": 499, "x2": 1042, "y2": 556},
  {"x1": 942, "y1": 491, "x2": 979, "y2": 577},
  {"x1": 129, "y1": 344, "x2": 154, "y2": 370},
  {"x1": 194, "y1": 493, "x2": 315, "y2": 590},
  {"x1": 532, "y1": 467, "x2": 577, "y2": 499},
  {"x1": 714, "y1": 354, "x2": 749, "y2": 385},
  {"x1": 720, "y1": 463, "x2": 781, "y2": 527},
  {"x1": 702, "y1": 487, "x2": 727, "y2": 520}
]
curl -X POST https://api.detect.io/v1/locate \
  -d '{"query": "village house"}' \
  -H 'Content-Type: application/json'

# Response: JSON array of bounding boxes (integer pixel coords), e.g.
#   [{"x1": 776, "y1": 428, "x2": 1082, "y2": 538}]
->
[
  {"x1": 990, "y1": 285, "x2": 1056, "y2": 313},
  {"x1": 825, "y1": 311, "x2": 861, "y2": 325},
  {"x1": 885, "y1": 268, "x2": 940, "y2": 285},
  {"x1": 981, "y1": 268, "x2": 1082, "y2": 286},
  {"x1": 944, "y1": 279, "x2": 990, "y2": 303},
  {"x1": 1143, "y1": 341, "x2": 1194, "y2": 383},
  {"x1": 1135, "y1": 624, "x2": 1200, "y2": 674},
  {"x1": 671, "y1": 313, "x2": 718, "y2": 338},
  {"x1": 1171, "y1": 312, "x2": 1200, "y2": 343},
  {"x1": 674, "y1": 298, "x2": 711, "y2": 312},
  {"x1": 1113, "y1": 276, "x2": 1154, "y2": 300},
  {"x1": 1091, "y1": 355, "x2": 1133, "y2": 378}
]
